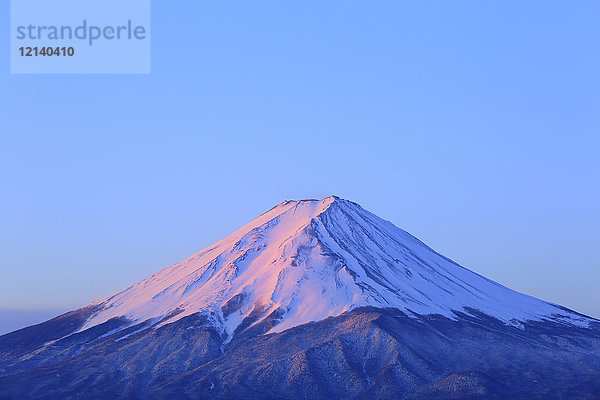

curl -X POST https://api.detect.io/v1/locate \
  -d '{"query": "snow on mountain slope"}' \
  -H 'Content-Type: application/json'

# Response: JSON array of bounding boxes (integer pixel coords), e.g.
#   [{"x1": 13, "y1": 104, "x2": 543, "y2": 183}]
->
[{"x1": 80, "y1": 196, "x2": 590, "y2": 339}]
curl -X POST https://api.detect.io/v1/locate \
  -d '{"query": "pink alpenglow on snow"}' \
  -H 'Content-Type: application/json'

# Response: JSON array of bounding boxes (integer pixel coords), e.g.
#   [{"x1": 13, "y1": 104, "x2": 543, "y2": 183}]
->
[{"x1": 79, "y1": 196, "x2": 590, "y2": 340}]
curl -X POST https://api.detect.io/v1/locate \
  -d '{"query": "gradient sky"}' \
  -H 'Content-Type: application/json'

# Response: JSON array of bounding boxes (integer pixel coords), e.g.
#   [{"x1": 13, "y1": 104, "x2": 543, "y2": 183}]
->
[{"x1": 1, "y1": 1, "x2": 599, "y2": 331}]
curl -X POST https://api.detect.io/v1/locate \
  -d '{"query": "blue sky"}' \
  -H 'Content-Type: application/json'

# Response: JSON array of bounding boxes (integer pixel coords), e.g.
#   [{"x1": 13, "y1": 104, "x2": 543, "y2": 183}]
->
[{"x1": 1, "y1": 1, "x2": 599, "y2": 331}]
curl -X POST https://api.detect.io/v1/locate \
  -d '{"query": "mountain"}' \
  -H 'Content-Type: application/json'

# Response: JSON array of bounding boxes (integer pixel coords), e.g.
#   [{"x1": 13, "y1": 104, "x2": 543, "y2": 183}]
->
[{"x1": 1, "y1": 196, "x2": 599, "y2": 399}]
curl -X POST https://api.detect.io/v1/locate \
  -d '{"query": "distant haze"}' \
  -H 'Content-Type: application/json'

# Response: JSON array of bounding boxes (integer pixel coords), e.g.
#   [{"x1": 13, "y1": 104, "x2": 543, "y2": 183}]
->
[{"x1": 0, "y1": 309, "x2": 68, "y2": 336}]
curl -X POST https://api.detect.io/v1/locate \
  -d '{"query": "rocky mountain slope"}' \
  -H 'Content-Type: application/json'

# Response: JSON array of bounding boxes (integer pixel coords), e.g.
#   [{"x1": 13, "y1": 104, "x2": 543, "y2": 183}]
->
[{"x1": 1, "y1": 196, "x2": 598, "y2": 399}]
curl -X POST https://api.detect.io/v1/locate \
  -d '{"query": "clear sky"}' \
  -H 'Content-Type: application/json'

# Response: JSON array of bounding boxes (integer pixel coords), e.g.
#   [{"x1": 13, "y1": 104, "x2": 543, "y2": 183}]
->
[{"x1": 1, "y1": 1, "x2": 599, "y2": 330}]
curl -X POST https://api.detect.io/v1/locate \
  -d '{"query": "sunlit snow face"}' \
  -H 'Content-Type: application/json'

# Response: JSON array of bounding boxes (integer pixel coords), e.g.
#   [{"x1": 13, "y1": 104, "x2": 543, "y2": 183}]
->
[{"x1": 78, "y1": 196, "x2": 590, "y2": 339}]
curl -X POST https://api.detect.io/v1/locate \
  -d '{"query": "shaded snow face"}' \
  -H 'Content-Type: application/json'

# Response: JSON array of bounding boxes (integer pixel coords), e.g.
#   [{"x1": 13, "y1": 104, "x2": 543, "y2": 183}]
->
[{"x1": 80, "y1": 196, "x2": 590, "y2": 338}]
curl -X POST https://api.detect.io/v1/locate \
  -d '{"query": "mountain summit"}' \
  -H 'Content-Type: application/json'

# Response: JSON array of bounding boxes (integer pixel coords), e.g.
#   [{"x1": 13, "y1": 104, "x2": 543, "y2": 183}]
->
[
  {"x1": 1, "y1": 197, "x2": 599, "y2": 400},
  {"x1": 82, "y1": 196, "x2": 588, "y2": 338}
]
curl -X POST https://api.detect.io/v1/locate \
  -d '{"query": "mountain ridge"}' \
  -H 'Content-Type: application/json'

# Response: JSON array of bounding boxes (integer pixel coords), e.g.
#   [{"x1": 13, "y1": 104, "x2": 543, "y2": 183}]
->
[
  {"x1": 1, "y1": 196, "x2": 599, "y2": 400},
  {"x1": 74, "y1": 196, "x2": 590, "y2": 342}
]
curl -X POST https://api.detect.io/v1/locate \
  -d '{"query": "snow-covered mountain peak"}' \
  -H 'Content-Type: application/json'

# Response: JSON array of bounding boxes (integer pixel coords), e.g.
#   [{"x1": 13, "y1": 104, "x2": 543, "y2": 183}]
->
[{"x1": 80, "y1": 196, "x2": 591, "y2": 338}]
